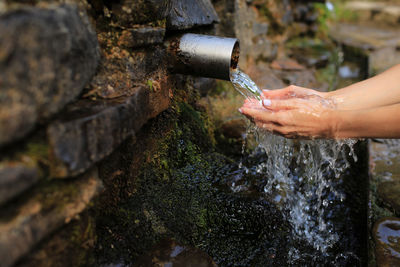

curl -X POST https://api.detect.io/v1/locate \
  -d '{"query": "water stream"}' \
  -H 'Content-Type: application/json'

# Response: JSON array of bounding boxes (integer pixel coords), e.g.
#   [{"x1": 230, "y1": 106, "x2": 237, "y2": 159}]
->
[{"x1": 229, "y1": 68, "x2": 360, "y2": 264}]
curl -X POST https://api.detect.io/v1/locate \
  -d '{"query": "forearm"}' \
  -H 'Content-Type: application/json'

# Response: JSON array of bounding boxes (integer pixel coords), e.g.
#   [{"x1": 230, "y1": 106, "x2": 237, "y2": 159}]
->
[
  {"x1": 327, "y1": 64, "x2": 400, "y2": 110},
  {"x1": 333, "y1": 103, "x2": 400, "y2": 138}
]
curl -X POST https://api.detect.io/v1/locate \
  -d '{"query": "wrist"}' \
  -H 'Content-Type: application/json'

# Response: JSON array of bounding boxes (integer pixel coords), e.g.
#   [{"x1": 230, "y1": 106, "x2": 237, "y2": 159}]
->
[{"x1": 325, "y1": 109, "x2": 342, "y2": 139}]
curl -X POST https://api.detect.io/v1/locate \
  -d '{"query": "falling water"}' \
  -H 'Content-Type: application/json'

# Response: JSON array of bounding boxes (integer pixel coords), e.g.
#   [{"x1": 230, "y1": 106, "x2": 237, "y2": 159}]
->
[
  {"x1": 230, "y1": 69, "x2": 263, "y2": 100},
  {"x1": 229, "y1": 68, "x2": 359, "y2": 263}
]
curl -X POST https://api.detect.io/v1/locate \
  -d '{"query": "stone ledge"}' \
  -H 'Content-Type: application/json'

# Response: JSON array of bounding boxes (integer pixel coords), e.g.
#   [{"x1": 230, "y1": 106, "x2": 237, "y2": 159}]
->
[
  {"x1": 48, "y1": 80, "x2": 171, "y2": 178},
  {"x1": 0, "y1": 164, "x2": 38, "y2": 206},
  {"x1": 0, "y1": 168, "x2": 102, "y2": 267},
  {"x1": 0, "y1": 4, "x2": 100, "y2": 147}
]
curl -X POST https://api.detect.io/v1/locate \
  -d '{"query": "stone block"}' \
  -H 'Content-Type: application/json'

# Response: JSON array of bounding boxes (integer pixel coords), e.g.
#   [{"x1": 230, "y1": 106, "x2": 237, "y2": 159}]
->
[
  {"x1": 0, "y1": 4, "x2": 100, "y2": 147},
  {"x1": 0, "y1": 164, "x2": 38, "y2": 206},
  {"x1": 118, "y1": 27, "x2": 165, "y2": 48},
  {"x1": 48, "y1": 81, "x2": 170, "y2": 178},
  {"x1": 167, "y1": 0, "x2": 219, "y2": 30},
  {"x1": 0, "y1": 168, "x2": 102, "y2": 267}
]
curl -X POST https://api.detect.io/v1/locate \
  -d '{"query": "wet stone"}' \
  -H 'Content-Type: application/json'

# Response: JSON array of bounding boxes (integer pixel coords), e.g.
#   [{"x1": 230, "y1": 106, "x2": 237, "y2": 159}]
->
[
  {"x1": 0, "y1": 169, "x2": 102, "y2": 267},
  {"x1": 373, "y1": 217, "x2": 400, "y2": 266},
  {"x1": 0, "y1": 165, "x2": 38, "y2": 205},
  {"x1": 167, "y1": 0, "x2": 219, "y2": 30},
  {"x1": 48, "y1": 84, "x2": 170, "y2": 178},
  {"x1": 118, "y1": 27, "x2": 165, "y2": 48},
  {"x1": 0, "y1": 4, "x2": 100, "y2": 147}
]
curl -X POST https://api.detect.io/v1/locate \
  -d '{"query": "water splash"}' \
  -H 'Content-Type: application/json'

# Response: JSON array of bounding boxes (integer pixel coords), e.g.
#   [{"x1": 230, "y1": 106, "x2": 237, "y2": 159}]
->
[
  {"x1": 229, "y1": 69, "x2": 359, "y2": 260},
  {"x1": 255, "y1": 130, "x2": 357, "y2": 256}
]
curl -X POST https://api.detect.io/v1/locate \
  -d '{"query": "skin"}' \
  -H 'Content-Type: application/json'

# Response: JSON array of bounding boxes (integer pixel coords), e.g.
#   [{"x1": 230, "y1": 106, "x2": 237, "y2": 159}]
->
[{"x1": 239, "y1": 64, "x2": 400, "y2": 139}]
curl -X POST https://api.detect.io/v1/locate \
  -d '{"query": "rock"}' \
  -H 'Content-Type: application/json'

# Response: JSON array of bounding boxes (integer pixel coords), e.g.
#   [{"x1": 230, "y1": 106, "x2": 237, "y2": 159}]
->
[
  {"x1": 89, "y1": 46, "x2": 166, "y2": 99},
  {"x1": 167, "y1": 0, "x2": 219, "y2": 30},
  {"x1": 329, "y1": 23, "x2": 400, "y2": 75},
  {"x1": 221, "y1": 118, "x2": 247, "y2": 139},
  {"x1": 270, "y1": 58, "x2": 305, "y2": 71},
  {"x1": 345, "y1": 1, "x2": 400, "y2": 27},
  {"x1": 0, "y1": 164, "x2": 38, "y2": 206},
  {"x1": 0, "y1": 4, "x2": 100, "y2": 147},
  {"x1": 118, "y1": 27, "x2": 165, "y2": 48},
  {"x1": 0, "y1": 168, "x2": 102, "y2": 267},
  {"x1": 194, "y1": 77, "x2": 217, "y2": 97},
  {"x1": 272, "y1": 68, "x2": 318, "y2": 89},
  {"x1": 133, "y1": 239, "x2": 217, "y2": 267},
  {"x1": 110, "y1": 0, "x2": 171, "y2": 26},
  {"x1": 286, "y1": 39, "x2": 331, "y2": 68},
  {"x1": 246, "y1": 62, "x2": 285, "y2": 89},
  {"x1": 48, "y1": 81, "x2": 170, "y2": 178},
  {"x1": 373, "y1": 217, "x2": 400, "y2": 266},
  {"x1": 254, "y1": 0, "x2": 293, "y2": 28},
  {"x1": 252, "y1": 22, "x2": 269, "y2": 36}
]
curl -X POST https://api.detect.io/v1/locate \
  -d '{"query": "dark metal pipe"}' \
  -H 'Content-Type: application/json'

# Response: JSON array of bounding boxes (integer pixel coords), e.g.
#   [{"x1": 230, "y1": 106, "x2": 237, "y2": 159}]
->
[{"x1": 167, "y1": 33, "x2": 240, "y2": 81}]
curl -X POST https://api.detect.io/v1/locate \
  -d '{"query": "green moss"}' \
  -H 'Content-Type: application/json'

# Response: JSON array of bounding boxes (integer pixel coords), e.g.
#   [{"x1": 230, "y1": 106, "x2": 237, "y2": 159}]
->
[
  {"x1": 147, "y1": 79, "x2": 154, "y2": 92},
  {"x1": 332, "y1": 0, "x2": 360, "y2": 23},
  {"x1": 96, "y1": 94, "x2": 289, "y2": 265}
]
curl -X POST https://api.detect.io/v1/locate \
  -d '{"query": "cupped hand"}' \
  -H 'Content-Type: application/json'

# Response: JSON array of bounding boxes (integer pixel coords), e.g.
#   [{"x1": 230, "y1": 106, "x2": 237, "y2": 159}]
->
[{"x1": 239, "y1": 95, "x2": 338, "y2": 139}]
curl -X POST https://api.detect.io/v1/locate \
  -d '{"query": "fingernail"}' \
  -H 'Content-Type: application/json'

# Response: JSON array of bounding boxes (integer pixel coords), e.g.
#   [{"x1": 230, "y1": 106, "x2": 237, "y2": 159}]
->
[
  {"x1": 238, "y1": 108, "x2": 243, "y2": 113},
  {"x1": 263, "y1": 99, "x2": 271, "y2": 106}
]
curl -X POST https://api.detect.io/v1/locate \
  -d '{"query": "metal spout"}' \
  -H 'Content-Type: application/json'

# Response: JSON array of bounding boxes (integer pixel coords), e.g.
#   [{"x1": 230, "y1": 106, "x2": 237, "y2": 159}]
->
[{"x1": 168, "y1": 33, "x2": 240, "y2": 81}]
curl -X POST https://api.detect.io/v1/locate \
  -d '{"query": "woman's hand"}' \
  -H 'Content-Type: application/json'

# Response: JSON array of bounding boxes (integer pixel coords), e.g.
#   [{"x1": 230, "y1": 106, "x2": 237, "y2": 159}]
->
[{"x1": 239, "y1": 90, "x2": 338, "y2": 139}]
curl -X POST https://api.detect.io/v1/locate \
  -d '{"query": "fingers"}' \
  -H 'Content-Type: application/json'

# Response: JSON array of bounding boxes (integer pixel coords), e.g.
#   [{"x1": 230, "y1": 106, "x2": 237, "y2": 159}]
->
[
  {"x1": 262, "y1": 98, "x2": 304, "y2": 110},
  {"x1": 262, "y1": 86, "x2": 294, "y2": 99},
  {"x1": 243, "y1": 98, "x2": 263, "y2": 109},
  {"x1": 239, "y1": 106, "x2": 278, "y2": 124}
]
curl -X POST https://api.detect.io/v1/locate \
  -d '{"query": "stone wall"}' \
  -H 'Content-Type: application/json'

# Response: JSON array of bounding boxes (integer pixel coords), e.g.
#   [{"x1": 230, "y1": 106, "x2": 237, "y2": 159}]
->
[{"x1": 0, "y1": 0, "x2": 324, "y2": 266}]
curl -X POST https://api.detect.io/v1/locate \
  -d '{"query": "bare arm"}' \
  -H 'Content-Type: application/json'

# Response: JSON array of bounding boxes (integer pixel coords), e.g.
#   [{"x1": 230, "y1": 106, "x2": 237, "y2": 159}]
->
[
  {"x1": 262, "y1": 64, "x2": 400, "y2": 111},
  {"x1": 334, "y1": 103, "x2": 400, "y2": 138},
  {"x1": 327, "y1": 64, "x2": 400, "y2": 110}
]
